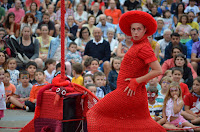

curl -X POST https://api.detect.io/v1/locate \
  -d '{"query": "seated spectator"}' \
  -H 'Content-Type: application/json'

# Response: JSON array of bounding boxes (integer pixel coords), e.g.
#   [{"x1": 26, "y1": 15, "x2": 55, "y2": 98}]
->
[
  {"x1": 3, "y1": 70, "x2": 16, "y2": 97},
  {"x1": 91, "y1": 0, "x2": 105, "y2": 13},
  {"x1": 0, "y1": 28, "x2": 11, "y2": 57},
  {"x1": 159, "y1": 45, "x2": 197, "y2": 81},
  {"x1": 4, "y1": 12, "x2": 20, "y2": 38},
  {"x1": 89, "y1": 2, "x2": 103, "y2": 24},
  {"x1": 66, "y1": 15, "x2": 78, "y2": 41},
  {"x1": 170, "y1": 0, "x2": 182, "y2": 15},
  {"x1": 44, "y1": 59, "x2": 56, "y2": 83},
  {"x1": 164, "y1": 33, "x2": 187, "y2": 60},
  {"x1": 65, "y1": 42, "x2": 82, "y2": 64},
  {"x1": 187, "y1": 11, "x2": 199, "y2": 31},
  {"x1": 108, "y1": 57, "x2": 121, "y2": 91},
  {"x1": 123, "y1": 0, "x2": 140, "y2": 12},
  {"x1": 148, "y1": 35, "x2": 160, "y2": 62},
  {"x1": 25, "y1": 69, "x2": 49, "y2": 112},
  {"x1": 7, "y1": 71, "x2": 32, "y2": 111},
  {"x1": 116, "y1": 35, "x2": 133, "y2": 58},
  {"x1": 185, "y1": 29, "x2": 200, "y2": 59},
  {"x1": 191, "y1": 39, "x2": 200, "y2": 74},
  {"x1": 174, "y1": 53, "x2": 193, "y2": 88},
  {"x1": 173, "y1": 3, "x2": 185, "y2": 26},
  {"x1": 153, "y1": 18, "x2": 166, "y2": 40},
  {"x1": 48, "y1": 27, "x2": 71, "y2": 75},
  {"x1": 17, "y1": 26, "x2": 39, "y2": 60},
  {"x1": 55, "y1": 62, "x2": 72, "y2": 80},
  {"x1": 157, "y1": 29, "x2": 172, "y2": 63},
  {"x1": 104, "y1": 0, "x2": 122, "y2": 24},
  {"x1": 96, "y1": 14, "x2": 115, "y2": 39},
  {"x1": 93, "y1": 71, "x2": 105, "y2": 99},
  {"x1": 142, "y1": 0, "x2": 153, "y2": 13},
  {"x1": 26, "y1": 61, "x2": 37, "y2": 85},
  {"x1": 74, "y1": 3, "x2": 88, "y2": 29},
  {"x1": 157, "y1": 1, "x2": 169, "y2": 15},
  {"x1": 82, "y1": 15, "x2": 96, "y2": 38},
  {"x1": 20, "y1": 13, "x2": 38, "y2": 36},
  {"x1": 83, "y1": 74, "x2": 94, "y2": 87},
  {"x1": 55, "y1": 0, "x2": 74, "y2": 25},
  {"x1": 75, "y1": 27, "x2": 91, "y2": 53},
  {"x1": 146, "y1": 77, "x2": 161, "y2": 91},
  {"x1": 36, "y1": 12, "x2": 56, "y2": 37},
  {"x1": 147, "y1": 86, "x2": 165, "y2": 125},
  {"x1": 116, "y1": 24, "x2": 125, "y2": 42},
  {"x1": 40, "y1": 0, "x2": 53, "y2": 13},
  {"x1": 8, "y1": 0, "x2": 25, "y2": 24},
  {"x1": 184, "y1": 0, "x2": 200, "y2": 16},
  {"x1": 56, "y1": 0, "x2": 72, "y2": 11},
  {"x1": 149, "y1": 4, "x2": 161, "y2": 19},
  {"x1": 106, "y1": 28, "x2": 119, "y2": 56},
  {"x1": 47, "y1": 4, "x2": 56, "y2": 24},
  {"x1": 0, "y1": 51, "x2": 7, "y2": 69},
  {"x1": 84, "y1": 27, "x2": 111, "y2": 77},
  {"x1": 72, "y1": 63, "x2": 84, "y2": 86},
  {"x1": 26, "y1": 2, "x2": 42, "y2": 22},
  {"x1": 163, "y1": 10, "x2": 174, "y2": 30},
  {"x1": 25, "y1": 0, "x2": 40, "y2": 11},
  {"x1": 86, "y1": 58, "x2": 100, "y2": 75},
  {"x1": 175, "y1": 14, "x2": 192, "y2": 44},
  {"x1": 86, "y1": 84, "x2": 97, "y2": 97},
  {"x1": 1, "y1": 0, "x2": 12, "y2": 12},
  {"x1": 37, "y1": 24, "x2": 54, "y2": 62},
  {"x1": 0, "y1": 6, "x2": 5, "y2": 24}
]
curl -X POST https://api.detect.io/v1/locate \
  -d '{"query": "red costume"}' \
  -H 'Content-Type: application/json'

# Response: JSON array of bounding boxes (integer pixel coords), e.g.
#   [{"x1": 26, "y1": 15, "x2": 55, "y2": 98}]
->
[{"x1": 86, "y1": 11, "x2": 166, "y2": 131}]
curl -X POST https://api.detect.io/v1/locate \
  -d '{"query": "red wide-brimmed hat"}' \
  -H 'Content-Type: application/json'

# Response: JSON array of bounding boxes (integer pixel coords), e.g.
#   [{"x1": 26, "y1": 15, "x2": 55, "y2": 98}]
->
[{"x1": 119, "y1": 11, "x2": 157, "y2": 36}]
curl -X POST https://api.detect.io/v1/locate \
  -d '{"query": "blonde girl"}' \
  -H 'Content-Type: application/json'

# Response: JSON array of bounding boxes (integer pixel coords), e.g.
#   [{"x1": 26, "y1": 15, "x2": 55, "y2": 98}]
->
[
  {"x1": 108, "y1": 57, "x2": 121, "y2": 91},
  {"x1": 0, "y1": 67, "x2": 5, "y2": 119},
  {"x1": 163, "y1": 82, "x2": 197, "y2": 130},
  {"x1": 6, "y1": 58, "x2": 19, "y2": 87}
]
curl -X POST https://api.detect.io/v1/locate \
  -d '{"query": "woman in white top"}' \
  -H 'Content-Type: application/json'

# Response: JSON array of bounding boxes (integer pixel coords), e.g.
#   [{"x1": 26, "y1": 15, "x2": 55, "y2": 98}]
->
[
  {"x1": 74, "y1": 3, "x2": 88, "y2": 29},
  {"x1": 20, "y1": 13, "x2": 38, "y2": 35},
  {"x1": 82, "y1": 15, "x2": 96, "y2": 38},
  {"x1": 106, "y1": 28, "x2": 119, "y2": 56}
]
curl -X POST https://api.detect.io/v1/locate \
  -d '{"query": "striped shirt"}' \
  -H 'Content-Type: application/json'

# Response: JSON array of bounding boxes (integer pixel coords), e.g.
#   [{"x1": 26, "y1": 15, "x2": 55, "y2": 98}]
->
[{"x1": 148, "y1": 101, "x2": 163, "y2": 119}]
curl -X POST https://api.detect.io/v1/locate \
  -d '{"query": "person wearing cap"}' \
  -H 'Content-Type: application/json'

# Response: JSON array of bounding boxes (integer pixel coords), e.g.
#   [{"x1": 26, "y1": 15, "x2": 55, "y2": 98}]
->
[{"x1": 86, "y1": 11, "x2": 166, "y2": 131}]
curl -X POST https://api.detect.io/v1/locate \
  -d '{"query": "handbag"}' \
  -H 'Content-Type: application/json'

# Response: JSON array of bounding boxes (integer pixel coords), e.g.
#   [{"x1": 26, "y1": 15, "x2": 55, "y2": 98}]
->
[{"x1": 8, "y1": 37, "x2": 30, "y2": 64}]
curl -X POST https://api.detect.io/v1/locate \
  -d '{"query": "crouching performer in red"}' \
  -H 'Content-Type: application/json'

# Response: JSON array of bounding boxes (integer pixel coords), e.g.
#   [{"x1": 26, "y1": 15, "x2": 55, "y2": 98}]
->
[{"x1": 86, "y1": 11, "x2": 166, "y2": 131}]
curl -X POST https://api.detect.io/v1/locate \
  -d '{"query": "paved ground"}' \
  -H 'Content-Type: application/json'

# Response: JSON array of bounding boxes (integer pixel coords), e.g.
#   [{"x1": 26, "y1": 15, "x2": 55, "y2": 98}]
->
[{"x1": 0, "y1": 109, "x2": 34, "y2": 132}]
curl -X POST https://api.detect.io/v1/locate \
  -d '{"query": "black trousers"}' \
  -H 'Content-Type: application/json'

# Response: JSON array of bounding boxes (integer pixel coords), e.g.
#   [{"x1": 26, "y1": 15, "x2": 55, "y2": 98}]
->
[{"x1": 25, "y1": 101, "x2": 35, "y2": 112}]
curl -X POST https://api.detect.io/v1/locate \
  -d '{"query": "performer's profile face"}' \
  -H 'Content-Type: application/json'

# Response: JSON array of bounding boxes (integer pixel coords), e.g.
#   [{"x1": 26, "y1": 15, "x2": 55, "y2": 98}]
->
[{"x1": 131, "y1": 23, "x2": 146, "y2": 40}]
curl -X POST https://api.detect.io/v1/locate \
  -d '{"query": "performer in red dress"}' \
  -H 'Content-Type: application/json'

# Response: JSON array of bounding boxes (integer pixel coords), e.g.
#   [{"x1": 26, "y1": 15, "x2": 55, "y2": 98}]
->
[{"x1": 86, "y1": 11, "x2": 166, "y2": 131}]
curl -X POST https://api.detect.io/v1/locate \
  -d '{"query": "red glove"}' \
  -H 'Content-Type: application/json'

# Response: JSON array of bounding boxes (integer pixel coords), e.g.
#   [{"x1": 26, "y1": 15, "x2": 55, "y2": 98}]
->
[{"x1": 128, "y1": 78, "x2": 139, "y2": 93}]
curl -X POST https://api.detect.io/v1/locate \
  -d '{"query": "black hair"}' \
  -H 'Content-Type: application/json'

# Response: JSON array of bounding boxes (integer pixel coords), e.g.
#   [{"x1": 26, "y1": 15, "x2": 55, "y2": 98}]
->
[
  {"x1": 30, "y1": 2, "x2": 38, "y2": 11},
  {"x1": 171, "y1": 45, "x2": 182, "y2": 55},
  {"x1": 163, "y1": 10, "x2": 171, "y2": 18},
  {"x1": 111, "y1": 57, "x2": 121, "y2": 70},
  {"x1": 174, "y1": 53, "x2": 187, "y2": 67},
  {"x1": 172, "y1": 67, "x2": 183, "y2": 75},
  {"x1": 85, "y1": 83, "x2": 96, "y2": 89},
  {"x1": 19, "y1": 70, "x2": 30, "y2": 78},
  {"x1": 35, "y1": 69, "x2": 45, "y2": 75},
  {"x1": 79, "y1": 27, "x2": 90, "y2": 39},
  {"x1": 171, "y1": 32, "x2": 180, "y2": 38},
  {"x1": 5, "y1": 12, "x2": 15, "y2": 29},
  {"x1": 26, "y1": 61, "x2": 37, "y2": 69},
  {"x1": 190, "y1": 28, "x2": 198, "y2": 34},
  {"x1": 44, "y1": 59, "x2": 56, "y2": 70},
  {"x1": 72, "y1": 63, "x2": 83, "y2": 74},
  {"x1": 69, "y1": 42, "x2": 77, "y2": 48},
  {"x1": 91, "y1": 58, "x2": 100, "y2": 65},
  {"x1": 175, "y1": 3, "x2": 185, "y2": 16},
  {"x1": 56, "y1": 62, "x2": 66, "y2": 70},
  {"x1": 4, "y1": 70, "x2": 10, "y2": 76},
  {"x1": 40, "y1": 24, "x2": 49, "y2": 30}
]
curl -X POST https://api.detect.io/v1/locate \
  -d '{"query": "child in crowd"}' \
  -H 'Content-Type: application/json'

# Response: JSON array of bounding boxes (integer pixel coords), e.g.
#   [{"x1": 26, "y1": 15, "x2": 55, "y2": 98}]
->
[
  {"x1": 83, "y1": 74, "x2": 94, "y2": 87},
  {"x1": 163, "y1": 70, "x2": 172, "y2": 79},
  {"x1": 72, "y1": 63, "x2": 84, "y2": 86},
  {"x1": 163, "y1": 82, "x2": 197, "y2": 130},
  {"x1": 172, "y1": 67, "x2": 190, "y2": 98},
  {"x1": 184, "y1": 77, "x2": 200, "y2": 124},
  {"x1": 55, "y1": 62, "x2": 72, "y2": 80},
  {"x1": 157, "y1": 1, "x2": 169, "y2": 15},
  {"x1": 0, "y1": 67, "x2": 5, "y2": 120},
  {"x1": 156, "y1": 76, "x2": 172, "y2": 103},
  {"x1": 25, "y1": 69, "x2": 49, "y2": 112},
  {"x1": 174, "y1": 53, "x2": 193, "y2": 89},
  {"x1": 44, "y1": 59, "x2": 56, "y2": 83},
  {"x1": 175, "y1": 14, "x2": 192, "y2": 44},
  {"x1": 4, "y1": 70, "x2": 16, "y2": 97},
  {"x1": 93, "y1": 72, "x2": 105, "y2": 99},
  {"x1": 8, "y1": 71, "x2": 32, "y2": 111},
  {"x1": 83, "y1": 56, "x2": 93, "y2": 73},
  {"x1": 66, "y1": 42, "x2": 82, "y2": 64},
  {"x1": 6, "y1": 58, "x2": 19, "y2": 87},
  {"x1": 108, "y1": 57, "x2": 121, "y2": 91},
  {"x1": 147, "y1": 86, "x2": 165, "y2": 125},
  {"x1": 86, "y1": 83, "x2": 97, "y2": 96},
  {"x1": 163, "y1": 10, "x2": 173, "y2": 30},
  {"x1": 146, "y1": 77, "x2": 161, "y2": 91},
  {"x1": 101, "y1": 75, "x2": 111, "y2": 95},
  {"x1": 26, "y1": 61, "x2": 37, "y2": 85},
  {"x1": 86, "y1": 58, "x2": 100, "y2": 75}
]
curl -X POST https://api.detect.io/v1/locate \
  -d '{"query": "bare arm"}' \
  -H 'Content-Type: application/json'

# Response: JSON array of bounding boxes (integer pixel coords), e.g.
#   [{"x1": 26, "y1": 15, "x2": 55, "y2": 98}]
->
[
  {"x1": 185, "y1": 105, "x2": 198, "y2": 117},
  {"x1": 136, "y1": 60, "x2": 162, "y2": 83},
  {"x1": 116, "y1": 42, "x2": 125, "y2": 58},
  {"x1": 154, "y1": 43, "x2": 160, "y2": 59},
  {"x1": 124, "y1": 6, "x2": 128, "y2": 13},
  {"x1": 173, "y1": 99, "x2": 184, "y2": 114},
  {"x1": 0, "y1": 16, "x2": 5, "y2": 23},
  {"x1": 191, "y1": 53, "x2": 200, "y2": 62},
  {"x1": 49, "y1": 30, "x2": 54, "y2": 36}
]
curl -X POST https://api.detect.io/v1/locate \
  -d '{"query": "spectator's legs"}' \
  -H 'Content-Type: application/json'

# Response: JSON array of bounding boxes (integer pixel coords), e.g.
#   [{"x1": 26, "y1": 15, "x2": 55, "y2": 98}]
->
[
  {"x1": 191, "y1": 62, "x2": 198, "y2": 72},
  {"x1": 103, "y1": 61, "x2": 111, "y2": 78},
  {"x1": 8, "y1": 96, "x2": 24, "y2": 109},
  {"x1": 34, "y1": 58, "x2": 44, "y2": 69},
  {"x1": 25, "y1": 101, "x2": 35, "y2": 112},
  {"x1": 65, "y1": 61, "x2": 72, "y2": 76}
]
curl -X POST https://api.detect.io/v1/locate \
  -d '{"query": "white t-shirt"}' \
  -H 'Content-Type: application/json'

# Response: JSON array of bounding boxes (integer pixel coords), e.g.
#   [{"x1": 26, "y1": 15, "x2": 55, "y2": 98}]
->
[
  {"x1": 184, "y1": 5, "x2": 200, "y2": 15},
  {"x1": 0, "y1": 82, "x2": 6, "y2": 110},
  {"x1": 74, "y1": 11, "x2": 88, "y2": 23},
  {"x1": 157, "y1": 39, "x2": 170, "y2": 54},
  {"x1": 44, "y1": 70, "x2": 56, "y2": 83}
]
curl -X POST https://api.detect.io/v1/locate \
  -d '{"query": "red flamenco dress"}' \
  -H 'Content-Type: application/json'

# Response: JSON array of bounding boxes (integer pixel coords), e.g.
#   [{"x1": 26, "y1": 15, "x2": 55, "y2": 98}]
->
[{"x1": 86, "y1": 34, "x2": 166, "y2": 131}]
